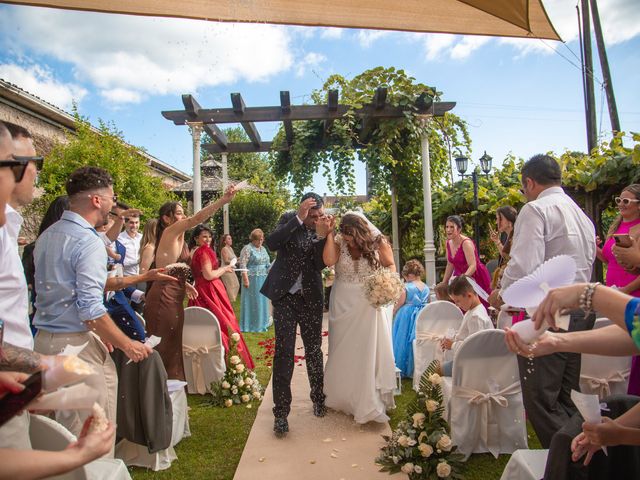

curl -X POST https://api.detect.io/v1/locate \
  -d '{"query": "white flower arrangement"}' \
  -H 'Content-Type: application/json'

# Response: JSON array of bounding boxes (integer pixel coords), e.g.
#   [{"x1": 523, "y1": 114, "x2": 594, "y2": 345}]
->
[
  {"x1": 207, "y1": 333, "x2": 263, "y2": 409},
  {"x1": 376, "y1": 361, "x2": 464, "y2": 479},
  {"x1": 363, "y1": 268, "x2": 404, "y2": 309}
]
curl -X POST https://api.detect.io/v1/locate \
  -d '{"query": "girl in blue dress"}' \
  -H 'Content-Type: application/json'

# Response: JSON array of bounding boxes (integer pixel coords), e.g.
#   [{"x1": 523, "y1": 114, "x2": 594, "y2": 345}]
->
[
  {"x1": 392, "y1": 259, "x2": 430, "y2": 377},
  {"x1": 239, "y1": 228, "x2": 271, "y2": 332}
]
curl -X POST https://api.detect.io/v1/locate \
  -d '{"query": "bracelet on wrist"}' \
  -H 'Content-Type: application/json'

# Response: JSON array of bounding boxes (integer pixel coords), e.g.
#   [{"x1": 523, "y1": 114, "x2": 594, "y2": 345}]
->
[{"x1": 579, "y1": 282, "x2": 601, "y2": 313}]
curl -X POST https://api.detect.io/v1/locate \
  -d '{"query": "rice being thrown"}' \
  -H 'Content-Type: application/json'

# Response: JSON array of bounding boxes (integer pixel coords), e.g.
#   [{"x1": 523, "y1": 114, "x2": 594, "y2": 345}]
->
[{"x1": 363, "y1": 268, "x2": 404, "y2": 308}]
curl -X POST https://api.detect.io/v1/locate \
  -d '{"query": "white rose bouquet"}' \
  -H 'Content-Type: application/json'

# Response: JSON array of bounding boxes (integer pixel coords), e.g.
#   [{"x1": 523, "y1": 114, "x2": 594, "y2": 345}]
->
[
  {"x1": 207, "y1": 332, "x2": 263, "y2": 409},
  {"x1": 363, "y1": 268, "x2": 404, "y2": 309},
  {"x1": 376, "y1": 361, "x2": 464, "y2": 479}
]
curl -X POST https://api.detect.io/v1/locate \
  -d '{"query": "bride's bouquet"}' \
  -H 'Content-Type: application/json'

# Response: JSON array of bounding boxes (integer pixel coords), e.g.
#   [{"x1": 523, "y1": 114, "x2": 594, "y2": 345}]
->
[{"x1": 363, "y1": 268, "x2": 404, "y2": 309}]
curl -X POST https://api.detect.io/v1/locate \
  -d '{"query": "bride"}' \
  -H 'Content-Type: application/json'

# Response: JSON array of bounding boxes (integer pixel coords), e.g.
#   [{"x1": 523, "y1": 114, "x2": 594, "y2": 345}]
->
[{"x1": 318, "y1": 211, "x2": 397, "y2": 424}]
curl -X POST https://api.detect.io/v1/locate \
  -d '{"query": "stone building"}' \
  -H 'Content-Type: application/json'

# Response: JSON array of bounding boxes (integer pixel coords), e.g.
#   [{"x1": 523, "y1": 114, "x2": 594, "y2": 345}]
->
[{"x1": 0, "y1": 79, "x2": 190, "y2": 188}]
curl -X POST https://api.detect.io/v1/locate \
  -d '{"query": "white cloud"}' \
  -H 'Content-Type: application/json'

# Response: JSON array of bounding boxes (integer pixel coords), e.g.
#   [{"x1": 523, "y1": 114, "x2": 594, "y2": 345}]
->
[
  {"x1": 0, "y1": 63, "x2": 87, "y2": 110},
  {"x1": 422, "y1": 33, "x2": 490, "y2": 61},
  {"x1": 295, "y1": 52, "x2": 327, "y2": 77},
  {"x1": 450, "y1": 36, "x2": 491, "y2": 60},
  {"x1": 0, "y1": 7, "x2": 295, "y2": 105},
  {"x1": 356, "y1": 30, "x2": 391, "y2": 48},
  {"x1": 320, "y1": 27, "x2": 344, "y2": 39}
]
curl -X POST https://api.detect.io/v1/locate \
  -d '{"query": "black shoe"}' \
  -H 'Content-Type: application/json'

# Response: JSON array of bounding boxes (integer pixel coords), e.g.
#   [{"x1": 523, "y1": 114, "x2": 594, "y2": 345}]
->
[
  {"x1": 273, "y1": 417, "x2": 289, "y2": 438},
  {"x1": 313, "y1": 402, "x2": 327, "y2": 418}
]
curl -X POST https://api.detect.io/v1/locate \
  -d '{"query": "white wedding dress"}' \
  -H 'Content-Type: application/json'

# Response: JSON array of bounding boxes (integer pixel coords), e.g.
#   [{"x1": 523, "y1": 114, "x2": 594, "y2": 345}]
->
[{"x1": 323, "y1": 236, "x2": 397, "y2": 424}]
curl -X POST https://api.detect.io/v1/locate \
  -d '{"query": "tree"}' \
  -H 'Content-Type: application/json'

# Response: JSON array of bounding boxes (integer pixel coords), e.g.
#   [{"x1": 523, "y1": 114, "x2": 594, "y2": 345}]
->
[
  {"x1": 27, "y1": 112, "x2": 176, "y2": 235},
  {"x1": 269, "y1": 66, "x2": 471, "y2": 263}
]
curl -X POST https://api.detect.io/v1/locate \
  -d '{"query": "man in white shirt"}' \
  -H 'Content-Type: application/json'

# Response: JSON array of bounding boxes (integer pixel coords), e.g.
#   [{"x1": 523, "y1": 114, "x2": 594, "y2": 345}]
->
[
  {"x1": 491, "y1": 154, "x2": 596, "y2": 450},
  {"x1": 117, "y1": 214, "x2": 142, "y2": 276},
  {"x1": 0, "y1": 122, "x2": 41, "y2": 450}
]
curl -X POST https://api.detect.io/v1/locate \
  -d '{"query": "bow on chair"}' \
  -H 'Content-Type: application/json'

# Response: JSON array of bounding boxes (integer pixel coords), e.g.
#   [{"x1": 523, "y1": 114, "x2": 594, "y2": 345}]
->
[
  {"x1": 183, "y1": 345, "x2": 216, "y2": 394},
  {"x1": 581, "y1": 369, "x2": 630, "y2": 399},
  {"x1": 452, "y1": 381, "x2": 521, "y2": 458},
  {"x1": 415, "y1": 332, "x2": 448, "y2": 364}
]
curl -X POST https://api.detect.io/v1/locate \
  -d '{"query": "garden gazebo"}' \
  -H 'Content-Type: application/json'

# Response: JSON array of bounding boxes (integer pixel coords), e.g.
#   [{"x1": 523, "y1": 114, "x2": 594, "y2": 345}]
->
[{"x1": 161, "y1": 88, "x2": 456, "y2": 284}]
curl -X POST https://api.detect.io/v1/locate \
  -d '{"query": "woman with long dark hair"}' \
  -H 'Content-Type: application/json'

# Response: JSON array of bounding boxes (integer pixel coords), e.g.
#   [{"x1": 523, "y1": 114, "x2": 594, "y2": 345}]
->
[
  {"x1": 219, "y1": 233, "x2": 240, "y2": 302},
  {"x1": 442, "y1": 215, "x2": 492, "y2": 303},
  {"x1": 320, "y1": 211, "x2": 397, "y2": 424},
  {"x1": 144, "y1": 187, "x2": 236, "y2": 380},
  {"x1": 489, "y1": 205, "x2": 518, "y2": 290},
  {"x1": 189, "y1": 224, "x2": 253, "y2": 367}
]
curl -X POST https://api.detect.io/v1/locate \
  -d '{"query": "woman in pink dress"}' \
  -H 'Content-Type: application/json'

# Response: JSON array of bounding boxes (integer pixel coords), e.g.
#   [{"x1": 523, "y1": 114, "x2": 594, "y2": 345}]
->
[
  {"x1": 188, "y1": 225, "x2": 254, "y2": 369},
  {"x1": 442, "y1": 215, "x2": 492, "y2": 304},
  {"x1": 596, "y1": 184, "x2": 640, "y2": 395}
]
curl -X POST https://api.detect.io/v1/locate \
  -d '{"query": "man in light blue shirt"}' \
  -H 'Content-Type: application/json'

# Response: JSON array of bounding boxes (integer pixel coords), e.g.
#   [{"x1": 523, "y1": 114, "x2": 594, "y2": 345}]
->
[{"x1": 34, "y1": 166, "x2": 151, "y2": 443}]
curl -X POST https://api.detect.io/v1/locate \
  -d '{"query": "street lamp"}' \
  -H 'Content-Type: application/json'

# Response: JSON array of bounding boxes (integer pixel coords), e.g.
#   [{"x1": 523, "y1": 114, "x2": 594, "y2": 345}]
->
[{"x1": 455, "y1": 152, "x2": 493, "y2": 248}]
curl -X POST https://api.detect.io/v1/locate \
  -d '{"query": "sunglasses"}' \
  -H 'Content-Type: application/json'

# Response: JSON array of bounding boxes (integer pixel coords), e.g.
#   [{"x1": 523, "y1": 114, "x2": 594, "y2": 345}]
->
[
  {"x1": 614, "y1": 196, "x2": 640, "y2": 207},
  {"x1": 91, "y1": 193, "x2": 118, "y2": 203},
  {"x1": 0, "y1": 155, "x2": 44, "y2": 182}
]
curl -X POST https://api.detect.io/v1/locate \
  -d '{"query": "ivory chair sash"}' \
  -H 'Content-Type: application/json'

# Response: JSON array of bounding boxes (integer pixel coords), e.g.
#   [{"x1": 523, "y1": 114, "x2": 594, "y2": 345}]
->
[
  {"x1": 579, "y1": 317, "x2": 632, "y2": 399},
  {"x1": 412, "y1": 301, "x2": 463, "y2": 390},
  {"x1": 447, "y1": 329, "x2": 527, "y2": 459},
  {"x1": 182, "y1": 306, "x2": 226, "y2": 394}
]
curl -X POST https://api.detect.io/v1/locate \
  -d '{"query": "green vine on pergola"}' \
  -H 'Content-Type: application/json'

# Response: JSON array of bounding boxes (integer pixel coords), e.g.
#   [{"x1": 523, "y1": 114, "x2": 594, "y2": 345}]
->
[{"x1": 269, "y1": 67, "x2": 471, "y2": 199}]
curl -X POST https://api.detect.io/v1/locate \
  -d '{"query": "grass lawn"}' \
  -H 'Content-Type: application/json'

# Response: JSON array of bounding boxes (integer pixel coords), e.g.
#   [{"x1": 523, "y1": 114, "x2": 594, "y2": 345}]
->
[{"x1": 130, "y1": 301, "x2": 541, "y2": 479}]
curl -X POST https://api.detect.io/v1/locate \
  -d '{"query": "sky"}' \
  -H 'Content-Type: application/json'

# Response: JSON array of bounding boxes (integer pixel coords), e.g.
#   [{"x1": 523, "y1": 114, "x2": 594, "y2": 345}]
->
[{"x1": 0, "y1": 0, "x2": 639, "y2": 195}]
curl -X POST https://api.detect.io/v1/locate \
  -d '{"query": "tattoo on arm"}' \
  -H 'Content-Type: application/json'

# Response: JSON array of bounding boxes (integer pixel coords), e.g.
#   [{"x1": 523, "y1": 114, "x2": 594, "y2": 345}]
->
[{"x1": 0, "y1": 343, "x2": 42, "y2": 373}]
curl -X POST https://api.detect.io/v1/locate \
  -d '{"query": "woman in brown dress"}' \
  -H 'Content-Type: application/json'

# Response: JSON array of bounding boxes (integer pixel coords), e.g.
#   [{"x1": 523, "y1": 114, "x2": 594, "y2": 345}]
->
[{"x1": 144, "y1": 187, "x2": 237, "y2": 380}]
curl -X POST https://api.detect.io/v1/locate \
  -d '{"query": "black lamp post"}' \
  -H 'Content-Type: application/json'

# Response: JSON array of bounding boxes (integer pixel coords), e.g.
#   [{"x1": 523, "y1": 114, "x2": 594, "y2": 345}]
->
[{"x1": 454, "y1": 151, "x2": 493, "y2": 248}]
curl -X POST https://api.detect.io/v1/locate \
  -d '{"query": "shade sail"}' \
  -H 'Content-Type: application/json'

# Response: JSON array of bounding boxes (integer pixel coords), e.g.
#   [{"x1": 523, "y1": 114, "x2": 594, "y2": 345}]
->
[{"x1": 1, "y1": 0, "x2": 561, "y2": 40}]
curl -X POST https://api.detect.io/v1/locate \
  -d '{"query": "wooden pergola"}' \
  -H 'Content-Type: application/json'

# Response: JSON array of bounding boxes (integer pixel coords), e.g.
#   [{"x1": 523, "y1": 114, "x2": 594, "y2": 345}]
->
[{"x1": 161, "y1": 89, "x2": 456, "y2": 282}]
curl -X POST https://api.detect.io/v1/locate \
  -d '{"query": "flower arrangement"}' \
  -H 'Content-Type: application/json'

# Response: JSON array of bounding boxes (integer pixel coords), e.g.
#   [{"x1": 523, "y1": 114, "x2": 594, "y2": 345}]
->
[
  {"x1": 376, "y1": 361, "x2": 464, "y2": 479},
  {"x1": 164, "y1": 262, "x2": 191, "y2": 280},
  {"x1": 322, "y1": 266, "x2": 335, "y2": 287},
  {"x1": 363, "y1": 268, "x2": 404, "y2": 309},
  {"x1": 208, "y1": 332, "x2": 263, "y2": 408}
]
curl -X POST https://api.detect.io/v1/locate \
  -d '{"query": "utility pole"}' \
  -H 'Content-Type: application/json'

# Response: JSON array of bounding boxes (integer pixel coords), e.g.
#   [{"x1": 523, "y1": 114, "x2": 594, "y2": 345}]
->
[
  {"x1": 589, "y1": 0, "x2": 621, "y2": 134},
  {"x1": 580, "y1": 0, "x2": 598, "y2": 153}
]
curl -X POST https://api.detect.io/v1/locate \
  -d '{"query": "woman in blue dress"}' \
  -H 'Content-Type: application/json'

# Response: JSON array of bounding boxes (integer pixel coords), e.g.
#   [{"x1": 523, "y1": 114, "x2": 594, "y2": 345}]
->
[
  {"x1": 239, "y1": 228, "x2": 271, "y2": 332},
  {"x1": 392, "y1": 259, "x2": 430, "y2": 378}
]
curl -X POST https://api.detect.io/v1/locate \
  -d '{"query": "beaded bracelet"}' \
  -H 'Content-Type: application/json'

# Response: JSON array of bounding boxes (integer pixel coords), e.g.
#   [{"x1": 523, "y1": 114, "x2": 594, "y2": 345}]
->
[{"x1": 579, "y1": 282, "x2": 601, "y2": 313}]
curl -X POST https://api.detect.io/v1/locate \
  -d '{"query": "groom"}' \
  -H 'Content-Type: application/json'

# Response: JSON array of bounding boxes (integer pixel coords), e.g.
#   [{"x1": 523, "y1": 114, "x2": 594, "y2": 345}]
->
[{"x1": 261, "y1": 192, "x2": 328, "y2": 437}]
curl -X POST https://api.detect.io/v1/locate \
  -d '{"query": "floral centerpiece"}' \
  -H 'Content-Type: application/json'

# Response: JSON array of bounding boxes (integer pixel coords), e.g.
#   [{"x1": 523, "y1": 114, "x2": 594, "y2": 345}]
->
[
  {"x1": 376, "y1": 361, "x2": 464, "y2": 479},
  {"x1": 363, "y1": 268, "x2": 404, "y2": 309},
  {"x1": 322, "y1": 266, "x2": 335, "y2": 288},
  {"x1": 208, "y1": 332, "x2": 263, "y2": 409}
]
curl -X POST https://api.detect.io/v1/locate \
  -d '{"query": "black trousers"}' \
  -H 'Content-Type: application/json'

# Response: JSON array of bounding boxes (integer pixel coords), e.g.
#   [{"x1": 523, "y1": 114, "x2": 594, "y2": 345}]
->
[
  {"x1": 272, "y1": 291, "x2": 325, "y2": 418},
  {"x1": 544, "y1": 394, "x2": 640, "y2": 480},
  {"x1": 518, "y1": 310, "x2": 595, "y2": 448}
]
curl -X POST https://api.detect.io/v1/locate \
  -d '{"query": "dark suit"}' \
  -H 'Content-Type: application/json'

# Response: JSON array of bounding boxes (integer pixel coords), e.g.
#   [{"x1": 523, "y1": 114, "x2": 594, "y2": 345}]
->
[{"x1": 261, "y1": 211, "x2": 326, "y2": 418}]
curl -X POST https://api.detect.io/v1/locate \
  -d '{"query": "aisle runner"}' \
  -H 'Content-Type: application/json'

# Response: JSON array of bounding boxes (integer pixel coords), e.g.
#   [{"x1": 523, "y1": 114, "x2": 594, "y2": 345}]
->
[{"x1": 233, "y1": 316, "x2": 395, "y2": 480}]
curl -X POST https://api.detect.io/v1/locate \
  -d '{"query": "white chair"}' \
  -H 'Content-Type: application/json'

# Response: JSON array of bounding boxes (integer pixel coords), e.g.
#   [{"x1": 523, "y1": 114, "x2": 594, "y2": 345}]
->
[
  {"x1": 497, "y1": 310, "x2": 513, "y2": 330},
  {"x1": 135, "y1": 312, "x2": 146, "y2": 328},
  {"x1": 500, "y1": 449, "x2": 549, "y2": 480},
  {"x1": 447, "y1": 329, "x2": 527, "y2": 459},
  {"x1": 182, "y1": 306, "x2": 226, "y2": 394},
  {"x1": 412, "y1": 301, "x2": 463, "y2": 390},
  {"x1": 29, "y1": 414, "x2": 131, "y2": 480},
  {"x1": 580, "y1": 317, "x2": 632, "y2": 399},
  {"x1": 114, "y1": 381, "x2": 191, "y2": 471}
]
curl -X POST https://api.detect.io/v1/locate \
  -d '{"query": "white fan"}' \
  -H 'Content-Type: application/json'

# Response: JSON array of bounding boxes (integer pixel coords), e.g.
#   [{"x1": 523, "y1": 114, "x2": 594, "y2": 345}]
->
[{"x1": 502, "y1": 255, "x2": 577, "y2": 308}]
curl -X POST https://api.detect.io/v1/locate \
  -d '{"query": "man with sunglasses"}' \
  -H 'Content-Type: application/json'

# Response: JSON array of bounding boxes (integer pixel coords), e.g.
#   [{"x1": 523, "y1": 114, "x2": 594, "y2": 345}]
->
[{"x1": 33, "y1": 166, "x2": 151, "y2": 450}]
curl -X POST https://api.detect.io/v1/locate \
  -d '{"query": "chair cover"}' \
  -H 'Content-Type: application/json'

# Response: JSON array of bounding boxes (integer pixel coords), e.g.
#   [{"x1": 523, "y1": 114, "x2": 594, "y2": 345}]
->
[
  {"x1": 447, "y1": 329, "x2": 527, "y2": 459},
  {"x1": 579, "y1": 317, "x2": 631, "y2": 399},
  {"x1": 182, "y1": 306, "x2": 226, "y2": 394},
  {"x1": 497, "y1": 310, "x2": 513, "y2": 330},
  {"x1": 29, "y1": 414, "x2": 131, "y2": 480},
  {"x1": 114, "y1": 381, "x2": 190, "y2": 471},
  {"x1": 500, "y1": 449, "x2": 549, "y2": 480},
  {"x1": 412, "y1": 300, "x2": 463, "y2": 390}
]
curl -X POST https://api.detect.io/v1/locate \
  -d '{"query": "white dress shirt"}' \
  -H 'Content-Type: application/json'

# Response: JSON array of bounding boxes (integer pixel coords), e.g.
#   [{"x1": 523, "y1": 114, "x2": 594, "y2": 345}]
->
[
  {"x1": 117, "y1": 230, "x2": 142, "y2": 276},
  {"x1": 0, "y1": 205, "x2": 32, "y2": 349},
  {"x1": 451, "y1": 303, "x2": 493, "y2": 355},
  {"x1": 501, "y1": 186, "x2": 596, "y2": 291}
]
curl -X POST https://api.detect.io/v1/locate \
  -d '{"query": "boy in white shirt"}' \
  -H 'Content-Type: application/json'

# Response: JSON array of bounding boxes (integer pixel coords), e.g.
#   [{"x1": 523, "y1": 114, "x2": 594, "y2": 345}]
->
[{"x1": 440, "y1": 275, "x2": 493, "y2": 376}]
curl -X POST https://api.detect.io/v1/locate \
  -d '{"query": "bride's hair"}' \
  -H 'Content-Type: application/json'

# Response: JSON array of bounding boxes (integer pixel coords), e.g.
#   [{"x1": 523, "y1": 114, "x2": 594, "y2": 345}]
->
[{"x1": 339, "y1": 213, "x2": 383, "y2": 270}]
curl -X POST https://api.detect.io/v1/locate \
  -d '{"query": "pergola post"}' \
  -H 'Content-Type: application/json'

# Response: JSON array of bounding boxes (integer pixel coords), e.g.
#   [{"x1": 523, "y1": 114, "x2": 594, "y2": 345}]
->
[
  {"x1": 391, "y1": 184, "x2": 400, "y2": 272},
  {"x1": 421, "y1": 119, "x2": 437, "y2": 286},
  {"x1": 222, "y1": 152, "x2": 230, "y2": 234},
  {"x1": 188, "y1": 122, "x2": 203, "y2": 213}
]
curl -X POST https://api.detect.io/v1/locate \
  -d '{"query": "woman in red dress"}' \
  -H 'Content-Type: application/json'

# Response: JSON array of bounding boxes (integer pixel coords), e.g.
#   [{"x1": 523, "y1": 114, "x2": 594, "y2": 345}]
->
[{"x1": 188, "y1": 224, "x2": 254, "y2": 368}]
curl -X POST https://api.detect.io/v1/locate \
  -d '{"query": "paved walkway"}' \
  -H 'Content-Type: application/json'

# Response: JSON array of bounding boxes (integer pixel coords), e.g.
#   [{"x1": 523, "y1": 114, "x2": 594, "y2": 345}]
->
[{"x1": 233, "y1": 316, "x2": 396, "y2": 480}]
